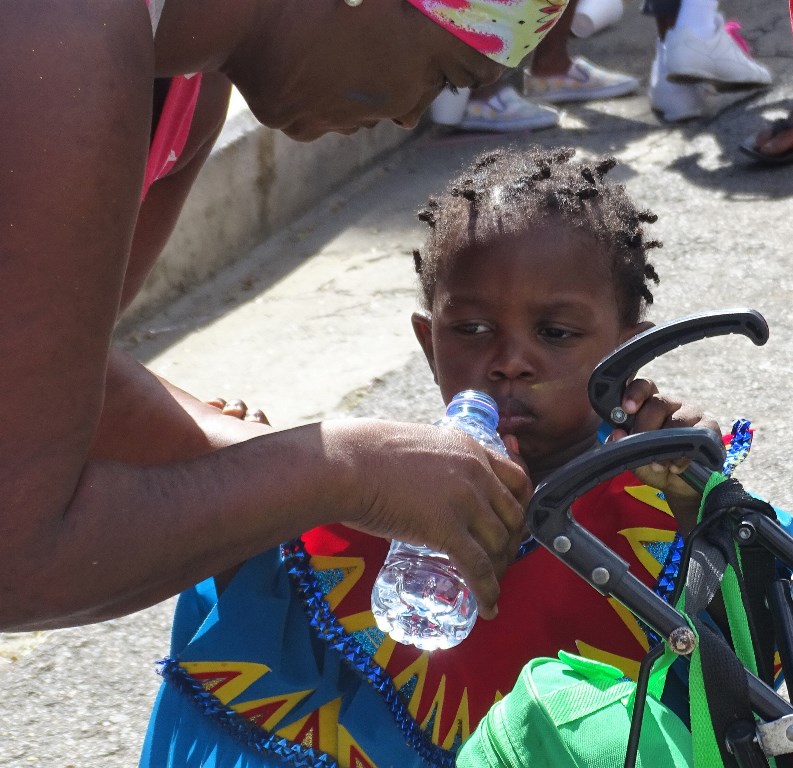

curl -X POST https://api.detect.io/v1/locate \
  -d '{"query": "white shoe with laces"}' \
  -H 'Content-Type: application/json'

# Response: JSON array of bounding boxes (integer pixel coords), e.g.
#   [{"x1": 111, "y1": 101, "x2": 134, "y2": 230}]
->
[
  {"x1": 457, "y1": 85, "x2": 560, "y2": 132},
  {"x1": 664, "y1": 14, "x2": 772, "y2": 90}
]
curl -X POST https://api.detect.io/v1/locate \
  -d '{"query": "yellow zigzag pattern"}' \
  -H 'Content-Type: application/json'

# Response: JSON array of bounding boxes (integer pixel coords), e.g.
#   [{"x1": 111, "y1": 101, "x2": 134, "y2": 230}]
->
[
  {"x1": 575, "y1": 484, "x2": 676, "y2": 680},
  {"x1": 180, "y1": 661, "x2": 270, "y2": 704},
  {"x1": 186, "y1": 484, "x2": 675, "y2": 757}
]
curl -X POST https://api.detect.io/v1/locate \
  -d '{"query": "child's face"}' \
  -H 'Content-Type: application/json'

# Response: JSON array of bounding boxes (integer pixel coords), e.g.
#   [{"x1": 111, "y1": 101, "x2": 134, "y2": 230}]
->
[{"x1": 412, "y1": 224, "x2": 648, "y2": 480}]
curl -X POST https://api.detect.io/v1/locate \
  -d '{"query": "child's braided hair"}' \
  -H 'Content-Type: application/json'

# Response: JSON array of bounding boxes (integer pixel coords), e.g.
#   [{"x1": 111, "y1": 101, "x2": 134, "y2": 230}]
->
[{"x1": 413, "y1": 146, "x2": 661, "y2": 327}]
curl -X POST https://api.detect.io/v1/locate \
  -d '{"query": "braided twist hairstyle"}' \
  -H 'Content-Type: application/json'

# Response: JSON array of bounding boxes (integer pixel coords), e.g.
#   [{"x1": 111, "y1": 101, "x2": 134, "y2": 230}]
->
[{"x1": 413, "y1": 146, "x2": 661, "y2": 327}]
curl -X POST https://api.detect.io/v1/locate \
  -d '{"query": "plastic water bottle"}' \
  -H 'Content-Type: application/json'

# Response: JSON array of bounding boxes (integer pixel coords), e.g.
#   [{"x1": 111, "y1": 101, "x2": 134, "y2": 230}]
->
[{"x1": 371, "y1": 390, "x2": 508, "y2": 651}]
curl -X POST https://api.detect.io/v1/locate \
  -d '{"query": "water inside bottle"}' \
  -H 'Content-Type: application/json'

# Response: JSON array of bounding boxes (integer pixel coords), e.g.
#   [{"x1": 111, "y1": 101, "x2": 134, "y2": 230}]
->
[{"x1": 371, "y1": 551, "x2": 478, "y2": 651}]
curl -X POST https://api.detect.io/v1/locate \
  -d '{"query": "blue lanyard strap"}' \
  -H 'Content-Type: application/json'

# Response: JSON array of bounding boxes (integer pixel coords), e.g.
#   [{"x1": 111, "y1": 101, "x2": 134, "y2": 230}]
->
[{"x1": 647, "y1": 419, "x2": 753, "y2": 643}]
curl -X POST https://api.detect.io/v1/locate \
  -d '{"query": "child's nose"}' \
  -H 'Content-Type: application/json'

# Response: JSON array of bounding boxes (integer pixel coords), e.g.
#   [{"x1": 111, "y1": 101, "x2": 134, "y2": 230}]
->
[{"x1": 489, "y1": 337, "x2": 536, "y2": 380}]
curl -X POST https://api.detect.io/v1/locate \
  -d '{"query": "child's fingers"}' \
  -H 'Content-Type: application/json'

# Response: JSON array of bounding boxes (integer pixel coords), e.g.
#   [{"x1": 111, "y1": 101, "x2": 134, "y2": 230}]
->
[
  {"x1": 207, "y1": 397, "x2": 271, "y2": 425},
  {"x1": 221, "y1": 399, "x2": 248, "y2": 418},
  {"x1": 621, "y1": 378, "x2": 658, "y2": 415},
  {"x1": 248, "y1": 408, "x2": 271, "y2": 425},
  {"x1": 649, "y1": 457, "x2": 690, "y2": 474}
]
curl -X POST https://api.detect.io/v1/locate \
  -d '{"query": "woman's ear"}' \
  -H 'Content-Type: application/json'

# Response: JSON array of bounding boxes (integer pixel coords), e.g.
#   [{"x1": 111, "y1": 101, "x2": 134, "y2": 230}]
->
[
  {"x1": 620, "y1": 320, "x2": 653, "y2": 345},
  {"x1": 411, "y1": 311, "x2": 438, "y2": 384}
]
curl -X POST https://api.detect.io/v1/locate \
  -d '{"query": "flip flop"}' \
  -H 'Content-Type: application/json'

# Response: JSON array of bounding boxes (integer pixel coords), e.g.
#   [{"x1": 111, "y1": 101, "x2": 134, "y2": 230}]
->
[{"x1": 739, "y1": 117, "x2": 793, "y2": 165}]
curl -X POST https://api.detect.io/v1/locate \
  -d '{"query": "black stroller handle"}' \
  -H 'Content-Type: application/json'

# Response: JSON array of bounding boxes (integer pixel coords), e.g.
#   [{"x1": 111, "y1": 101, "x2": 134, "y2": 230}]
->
[
  {"x1": 588, "y1": 309, "x2": 769, "y2": 432},
  {"x1": 528, "y1": 427, "x2": 725, "y2": 642},
  {"x1": 527, "y1": 428, "x2": 793, "y2": 726}
]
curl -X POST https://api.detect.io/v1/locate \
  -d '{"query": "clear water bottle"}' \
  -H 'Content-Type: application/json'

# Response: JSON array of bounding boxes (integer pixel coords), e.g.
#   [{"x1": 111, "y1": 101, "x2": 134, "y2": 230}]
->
[{"x1": 371, "y1": 390, "x2": 508, "y2": 651}]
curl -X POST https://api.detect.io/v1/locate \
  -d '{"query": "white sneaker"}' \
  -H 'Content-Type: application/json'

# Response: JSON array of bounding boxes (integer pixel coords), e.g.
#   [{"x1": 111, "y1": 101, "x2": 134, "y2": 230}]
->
[
  {"x1": 523, "y1": 56, "x2": 639, "y2": 103},
  {"x1": 649, "y1": 38, "x2": 710, "y2": 122},
  {"x1": 457, "y1": 85, "x2": 560, "y2": 132},
  {"x1": 664, "y1": 14, "x2": 772, "y2": 90}
]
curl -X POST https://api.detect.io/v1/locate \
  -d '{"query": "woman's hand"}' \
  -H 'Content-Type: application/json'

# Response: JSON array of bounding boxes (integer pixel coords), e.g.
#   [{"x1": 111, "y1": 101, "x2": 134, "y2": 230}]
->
[
  {"x1": 607, "y1": 378, "x2": 721, "y2": 534},
  {"x1": 333, "y1": 420, "x2": 531, "y2": 620}
]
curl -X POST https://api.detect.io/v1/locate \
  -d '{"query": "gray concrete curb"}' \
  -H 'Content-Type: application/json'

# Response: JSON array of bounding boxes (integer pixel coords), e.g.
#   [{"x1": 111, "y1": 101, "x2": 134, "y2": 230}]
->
[{"x1": 123, "y1": 91, "x2": 414, "y2": 325}]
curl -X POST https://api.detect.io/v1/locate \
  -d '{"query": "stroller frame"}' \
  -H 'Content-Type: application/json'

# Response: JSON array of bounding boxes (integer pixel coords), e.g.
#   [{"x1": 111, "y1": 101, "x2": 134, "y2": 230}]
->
[{"x1": 526, "y1": 309, "x2": 793, "y2": 767}]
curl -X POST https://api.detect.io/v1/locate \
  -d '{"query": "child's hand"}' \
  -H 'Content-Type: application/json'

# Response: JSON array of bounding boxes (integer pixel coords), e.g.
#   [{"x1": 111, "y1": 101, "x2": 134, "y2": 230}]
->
[
  {"x1": 207, "y1": 397, "x2": 270, "y2": 425},
  {"x1": 607, "y1": 378, "x2": 721, "y2": 534}
]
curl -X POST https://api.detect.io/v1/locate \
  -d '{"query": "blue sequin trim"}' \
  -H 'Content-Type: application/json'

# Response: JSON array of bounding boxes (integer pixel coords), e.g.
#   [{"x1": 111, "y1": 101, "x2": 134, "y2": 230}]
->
[
  {"x1": 645, "y1": 540, "x2": 672, "y2": 566},
  {"x1": 281, "y1": 538, "x2": 456, "y2": 768},
  {"x1": 157, "y1": 535, "x2": 455, "y2": 768},
  {"x1": 157, "y1": 656, "x2": 338, "y2": 768}
]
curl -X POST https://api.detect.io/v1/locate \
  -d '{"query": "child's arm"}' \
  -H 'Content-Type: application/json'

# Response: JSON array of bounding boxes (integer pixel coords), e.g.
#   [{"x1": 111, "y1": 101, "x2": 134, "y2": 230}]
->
[{"x1": 606, "y1": 377, "x2": 720, "y2": 535}]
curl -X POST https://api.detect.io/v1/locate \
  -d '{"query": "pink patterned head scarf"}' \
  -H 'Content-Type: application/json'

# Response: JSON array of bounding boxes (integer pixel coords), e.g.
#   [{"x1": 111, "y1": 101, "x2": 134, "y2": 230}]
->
[{"x1": 405, "y1": 0, "x2": 567, "y2": 67}]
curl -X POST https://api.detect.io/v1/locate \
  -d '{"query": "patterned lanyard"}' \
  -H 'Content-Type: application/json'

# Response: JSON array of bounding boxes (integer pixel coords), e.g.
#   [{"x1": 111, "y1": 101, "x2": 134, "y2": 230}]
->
[{"x1": 649, "y1": 419, "x2": 753, "y2": 638}]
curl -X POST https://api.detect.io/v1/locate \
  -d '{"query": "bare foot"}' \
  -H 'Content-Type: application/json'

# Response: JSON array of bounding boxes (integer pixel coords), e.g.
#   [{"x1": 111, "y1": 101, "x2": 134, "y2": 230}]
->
[
  {"x1": 741, "y1": 112, "x2": 793, "y2": 163},
  {"x1": 754, "y1": 119, "x2": 793, "y2": 157}
]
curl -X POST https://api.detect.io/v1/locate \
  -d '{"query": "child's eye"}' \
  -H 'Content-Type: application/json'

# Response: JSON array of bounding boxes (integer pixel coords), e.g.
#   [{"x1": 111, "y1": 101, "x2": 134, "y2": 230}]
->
[
  {"x1": 455, "y1": 321, "x2": 491, "y2": 335},
  {"x1": 539, "y1": 326, "x2": 577, "y2": 341}
]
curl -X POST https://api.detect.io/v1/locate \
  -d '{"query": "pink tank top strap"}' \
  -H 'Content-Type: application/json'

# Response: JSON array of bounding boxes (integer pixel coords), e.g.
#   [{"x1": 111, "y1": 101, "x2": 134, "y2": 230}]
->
[{"x1": 142, "y1": 0, "x2": 203, "y2": 201}]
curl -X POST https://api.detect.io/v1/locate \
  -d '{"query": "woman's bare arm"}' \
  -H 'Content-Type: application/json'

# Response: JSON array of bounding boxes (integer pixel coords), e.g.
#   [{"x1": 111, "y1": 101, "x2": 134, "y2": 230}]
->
[{"x1": 0, "y1": 2, "x2": 529, "y2": 632}]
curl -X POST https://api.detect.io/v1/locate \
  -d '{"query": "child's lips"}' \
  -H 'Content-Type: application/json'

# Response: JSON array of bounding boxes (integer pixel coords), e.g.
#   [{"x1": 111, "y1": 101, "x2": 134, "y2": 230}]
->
[
  {"x1": 498, "y1": 413, "x2": 535, "y2": 434},
  {"x1": 497, "y1": 400, "x2": 536, "y2": 435}
]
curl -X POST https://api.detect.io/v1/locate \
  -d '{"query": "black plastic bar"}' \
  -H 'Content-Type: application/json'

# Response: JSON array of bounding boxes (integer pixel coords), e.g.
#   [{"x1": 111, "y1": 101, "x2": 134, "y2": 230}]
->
[
  {"x1": 529, "y1": 428, "x2": 725, "y2": 518},
  {"x1": 528, "y1": 429, "x2": 725, "y2": 640},
  {"x1": 726, "y1": 719, "x2": 771, "y2": 767},
  {"x1": 588, "y1": 309, "x2": 769, "y2": 432},
  {"x1": 768, "y1": 580, "x2": 793, "y2": 702},
  {"x1": 737, "y1": 512, "x2": 793, "y2": 567}
]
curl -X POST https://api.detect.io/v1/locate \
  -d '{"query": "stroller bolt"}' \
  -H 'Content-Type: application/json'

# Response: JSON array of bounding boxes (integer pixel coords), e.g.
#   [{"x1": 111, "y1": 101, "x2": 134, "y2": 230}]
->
[
  {"x1": 553, "y1": 536, "x2": 572, "y2": 553},
  {"x1": 610, "y1": 406, "x2": 627, "y2": 424},
  {"x1": 786, "y1": 724, "x2": 793, "y2": 741},
  {"x1": 668, "y1": 626, "x2": 697, "y2": 655},
  {"x1": 591, "y1": 567, "x2": 610, "y2": 585},
  {"x1": 737, "y1": 524, "x2": 754, "y2": 542}
]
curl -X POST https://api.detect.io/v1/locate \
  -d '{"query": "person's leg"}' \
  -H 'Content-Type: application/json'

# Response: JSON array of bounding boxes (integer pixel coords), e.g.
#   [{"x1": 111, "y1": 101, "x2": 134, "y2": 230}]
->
[
  {"x1": 655, "y1": 15, "x2": 676, "y2": 39},
  {"x1": 528, "y1": 0, "x2": 579, "y2": 77},
  {"x1": 522, "y1": 0, "x2": 639, "y2": 104},
  {"x1": 673, "y1": 0, "x2": 718, "y2": 37},
  {"x1": 642, "y1": 0, "x2": 679, "y2": 39}
]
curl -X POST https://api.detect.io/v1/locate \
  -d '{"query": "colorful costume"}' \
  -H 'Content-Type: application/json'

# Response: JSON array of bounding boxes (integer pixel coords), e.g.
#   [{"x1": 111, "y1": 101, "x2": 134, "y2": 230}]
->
[{"x1": 140, "y1": 469, "x2": 689, "y2": 768}]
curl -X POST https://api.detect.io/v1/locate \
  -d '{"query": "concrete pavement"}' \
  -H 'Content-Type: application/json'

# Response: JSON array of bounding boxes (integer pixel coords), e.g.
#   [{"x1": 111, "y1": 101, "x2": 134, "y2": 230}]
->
[{"x1": 3, "y1": 0, "x2": 793, "y2": 763}]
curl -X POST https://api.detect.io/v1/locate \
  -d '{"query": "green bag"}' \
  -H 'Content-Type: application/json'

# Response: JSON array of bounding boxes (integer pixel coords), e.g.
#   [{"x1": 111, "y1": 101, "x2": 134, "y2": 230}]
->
[{"x1": 457, "y1": 650, "x2": 693, "y2": 768}]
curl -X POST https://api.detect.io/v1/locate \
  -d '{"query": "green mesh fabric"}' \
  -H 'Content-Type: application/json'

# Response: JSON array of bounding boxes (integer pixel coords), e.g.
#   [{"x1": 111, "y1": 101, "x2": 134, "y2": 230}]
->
[
  {"x1": 457, "y1": 652, "x2": 692, "y2": 768},
  {"x1": 685, "y1": 471, "x2": 767, "y2": 767}
]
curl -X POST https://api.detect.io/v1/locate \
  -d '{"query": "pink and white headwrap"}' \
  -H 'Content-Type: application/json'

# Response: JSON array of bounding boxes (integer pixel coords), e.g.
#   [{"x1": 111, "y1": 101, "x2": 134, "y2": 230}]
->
[{"x1": 405, "y1": 0, "x2": 567, "y2": 67}]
